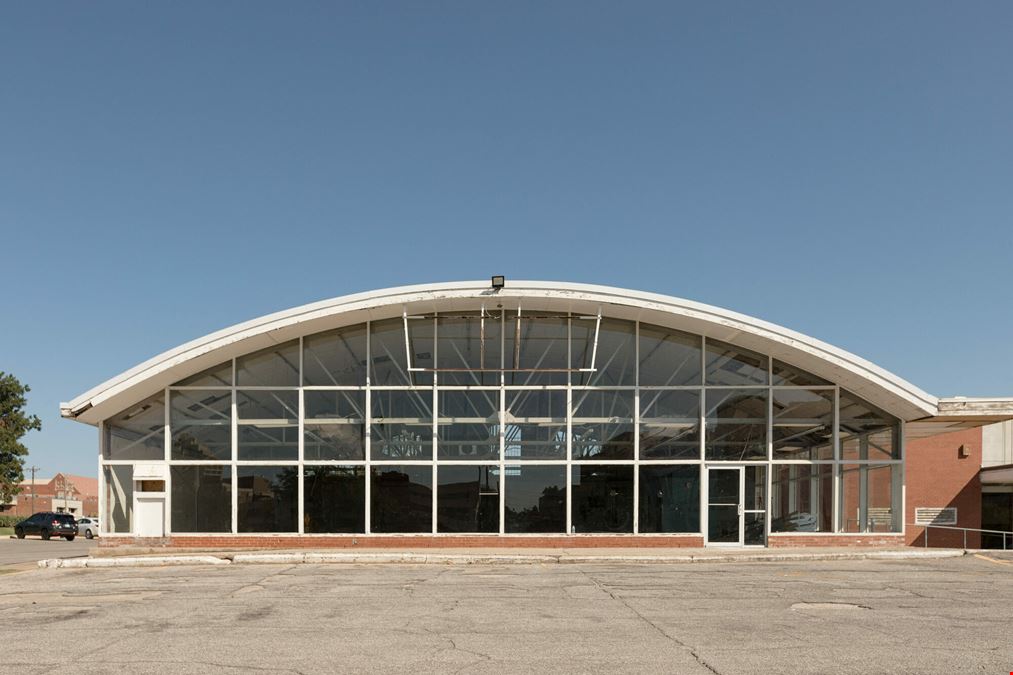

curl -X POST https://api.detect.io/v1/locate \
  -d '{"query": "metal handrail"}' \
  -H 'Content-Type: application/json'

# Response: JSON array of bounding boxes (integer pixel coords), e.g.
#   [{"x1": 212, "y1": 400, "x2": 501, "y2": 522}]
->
[{"x1": 915, "y1": 523, "x2": 1013, "y2": 550}]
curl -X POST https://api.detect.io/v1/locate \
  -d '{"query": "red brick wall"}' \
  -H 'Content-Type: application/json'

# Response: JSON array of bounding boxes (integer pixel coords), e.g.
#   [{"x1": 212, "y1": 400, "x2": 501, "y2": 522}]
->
[
  {"x1": 769, "y1": 534, "x2": 903, "y2": 547},
  {"x1": 905, "y1": 428, "x2": 982, "y2": 548}
]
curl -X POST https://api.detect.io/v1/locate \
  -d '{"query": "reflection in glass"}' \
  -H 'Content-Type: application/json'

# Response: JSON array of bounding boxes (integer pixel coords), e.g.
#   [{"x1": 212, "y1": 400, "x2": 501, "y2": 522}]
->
[
  {"x1": 638, "y1": 324, "x2": 702, "y2": 386},
  {"x1": 771, "y1": 360, "x2": 830, "y2": 386},
  {"x1": 236, "y1": 390, "x2": 298, "y2": 420},
  {"x1": 105, "y1": 394, "x2": 165, "y2": 460},
  {"x1": 705, "y1": 340, "x2": 768, "y2": 386},
  {"x1": 505, "y1": 315, "x2": 568, "y2": 385},
  {"x1": 571, "y1": 465, "x2": 633, "y2": 533},
  {"x1": 640, "y1": 389, "x2": 700, "y2": 459},
  {"x1": 639, "y1": 466, "x2": 700, "y2": 533},
  {"x1": 406, "y1": 317, "x2": 434, "y2": 386},
  {"x1": 371, "y1": 465, "x2": 433, "y2": 533},
  {"x1": 705, "y1": 389, "x2": 768, "y2": 461},
  {"x1": 504, "y1": 390, "x2": 566, "y2": 460},
  {"x1": 170, "y1": 390, "x2": 231, "y2": 461},
  {"x1": 839, "y1": 463, "x2": 900, "y2": 533},
  {"x1": 237, "y1": 466, "x2": 298, "y2": 532},
  {"x1": 708, "y1": 506, "x2": 739, "y2": 543},
  {"x1": 571, "y1": 390, "x2": 634, "y2": 459},
  {"x1": 103, "y1": 465, "x2": 133, "y2": 533},
  {"x1": 238, "y1": 424, "x2": 298, "y2": 461},
  {"x1": 505, "y1": 465, "x2": 566, "y2": 533},
  {"x1": 744, "y1": 513, "x2": 765, "y2": 546},
  {"x1": 304, "y1": 424, "x2": 365, "y2": 461},
  {"x1": 303, "y1": 324, "x2": 367, "y2": 386},
  {"x1": 175, "y1": 361, "x2": 232, "y2": 387},
  {"x1": 771, "y1": 464, "x2": 832, "y2": 532},
  {"x1": 171, "y1": 465, "x2": 231, "y2": 532},
  {"x1": 840, "y1": 393, "x2": 899, "y2": 460},
  {"x1": 371, "y1": 390, "x2": 433, "y2": 460},
  {"x1": 236, "y1": 340, "x2": 299, "y2": 387},
  {"x1": 437, "y1": 465, "x2": 499, "y2": 533},
  {"x1": 370, "y1": 319, "x2": 411, "y2": 386},
  {"x1": 437, "y1": 390, "x2": 499, "y2": 460},
  {"x1": 303, "y1": 466, "x2": 365, "y2": 533},
  {"x1": 436, "y1": 313, "x2": 500, "y2": 385},
  {"x1": 772, "y1": 388, "x2": 834, "y2": 460},
  {"x1": 573, "y1": 319, "x2": 635, "y2": 386},
  {"x1": 304, "y1": 391, "x2": 365, "y2": 420}
]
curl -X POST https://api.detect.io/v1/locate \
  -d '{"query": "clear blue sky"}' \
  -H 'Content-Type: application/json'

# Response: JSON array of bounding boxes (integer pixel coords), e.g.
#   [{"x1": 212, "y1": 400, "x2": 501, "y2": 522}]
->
[{"x1": 2, "y1": 2, "x2": 1012, "y2": 478}]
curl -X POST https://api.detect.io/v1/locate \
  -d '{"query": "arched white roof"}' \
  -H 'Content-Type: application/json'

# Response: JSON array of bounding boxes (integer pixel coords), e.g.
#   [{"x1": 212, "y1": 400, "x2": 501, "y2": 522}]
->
[{"x1": 62, "y1": 280, "x2": 942, "y2": 424}]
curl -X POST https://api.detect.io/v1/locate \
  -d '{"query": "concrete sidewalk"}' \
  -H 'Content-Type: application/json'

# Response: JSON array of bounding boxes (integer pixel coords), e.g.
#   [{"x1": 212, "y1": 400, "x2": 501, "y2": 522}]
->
[{"x1": 38, "y1": 546, "x2": 967, "y2": 568}]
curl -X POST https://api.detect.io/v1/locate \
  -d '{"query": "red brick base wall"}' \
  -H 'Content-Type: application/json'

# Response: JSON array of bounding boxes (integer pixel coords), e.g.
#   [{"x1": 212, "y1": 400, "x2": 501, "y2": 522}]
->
[
  {"x1": 768, "y1": 534, "x2": 905, "y2": 548},
  {"x1": 98, "y1": 534, "x2": 707, "y2": 549}
]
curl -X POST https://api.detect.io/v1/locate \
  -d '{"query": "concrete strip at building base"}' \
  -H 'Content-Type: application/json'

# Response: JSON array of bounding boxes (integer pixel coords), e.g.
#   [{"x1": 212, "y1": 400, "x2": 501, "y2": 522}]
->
[{"x1": 38, "y1": 547, "x2": 967, "y2": 568}]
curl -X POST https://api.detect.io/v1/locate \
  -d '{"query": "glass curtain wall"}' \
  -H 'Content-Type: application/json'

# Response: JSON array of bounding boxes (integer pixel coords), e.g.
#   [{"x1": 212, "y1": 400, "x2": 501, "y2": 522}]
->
[{"x1": 98, "y1": 311, "x2": 903, "y2": 539}]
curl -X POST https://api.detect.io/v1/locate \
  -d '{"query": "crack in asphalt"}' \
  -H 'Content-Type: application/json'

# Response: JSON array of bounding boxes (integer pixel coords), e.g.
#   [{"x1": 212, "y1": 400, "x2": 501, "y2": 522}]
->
[{"x1": 580, "y1": 567, "x2": 722, "y2": 675}]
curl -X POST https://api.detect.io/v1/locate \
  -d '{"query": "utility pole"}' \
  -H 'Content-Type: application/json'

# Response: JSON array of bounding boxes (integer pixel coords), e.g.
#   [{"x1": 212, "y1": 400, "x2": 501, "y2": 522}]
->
[{"x1": 28, "y1": 466, "x2": 40, "y2": 514}]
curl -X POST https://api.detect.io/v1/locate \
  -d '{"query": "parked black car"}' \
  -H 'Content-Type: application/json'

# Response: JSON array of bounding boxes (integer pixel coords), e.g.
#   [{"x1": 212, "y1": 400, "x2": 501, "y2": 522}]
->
[{"x1": 14, "y1": 512, "x2": 78, "y2": 541}]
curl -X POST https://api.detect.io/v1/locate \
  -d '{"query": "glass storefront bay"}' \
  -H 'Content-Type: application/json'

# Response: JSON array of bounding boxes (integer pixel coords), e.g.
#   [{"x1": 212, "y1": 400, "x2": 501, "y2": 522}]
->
[{"x1": 102, "y1": 313, "x2": 904, "y2": 539}]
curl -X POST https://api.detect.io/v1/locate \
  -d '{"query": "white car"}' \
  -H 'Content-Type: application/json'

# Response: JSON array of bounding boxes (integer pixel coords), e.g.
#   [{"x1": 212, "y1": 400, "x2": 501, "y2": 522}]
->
[{"x1": 76, "y1": 517, "x2": 100, "y2": 539}]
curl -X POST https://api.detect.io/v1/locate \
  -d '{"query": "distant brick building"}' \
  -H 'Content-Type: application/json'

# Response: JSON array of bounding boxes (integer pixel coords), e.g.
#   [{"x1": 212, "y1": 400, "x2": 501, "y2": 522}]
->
[{"x1": 1, "y1": 473, "x2": 98, "y2": 517}]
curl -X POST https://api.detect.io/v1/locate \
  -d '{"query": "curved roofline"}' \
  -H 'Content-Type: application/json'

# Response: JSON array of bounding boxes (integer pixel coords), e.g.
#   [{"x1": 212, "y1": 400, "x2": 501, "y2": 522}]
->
[{"x1": 61, "y1": 280, "x2": 940, "y2": 424}]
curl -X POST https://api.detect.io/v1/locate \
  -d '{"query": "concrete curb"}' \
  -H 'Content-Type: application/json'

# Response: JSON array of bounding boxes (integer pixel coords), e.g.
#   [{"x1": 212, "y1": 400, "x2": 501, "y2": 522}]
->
[
  {"x1": 38, "y1": 555, "x2": 231, "y2": 569},
  {"x1": 37, "y1": 548, "x2": 967, "y2": 569}
]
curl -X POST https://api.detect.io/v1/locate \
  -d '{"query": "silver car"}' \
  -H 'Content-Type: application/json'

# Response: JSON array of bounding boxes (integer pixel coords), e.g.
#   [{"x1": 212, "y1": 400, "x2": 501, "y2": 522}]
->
[{"x1": 76, "y1": 517, "x2": 100, "y2": 539}]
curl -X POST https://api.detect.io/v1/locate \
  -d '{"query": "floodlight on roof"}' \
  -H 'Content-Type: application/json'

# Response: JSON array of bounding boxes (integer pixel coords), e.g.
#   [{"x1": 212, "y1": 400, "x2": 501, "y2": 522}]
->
[{"x1": 491, "y1": 275, "x2": 505, "y2": 289}]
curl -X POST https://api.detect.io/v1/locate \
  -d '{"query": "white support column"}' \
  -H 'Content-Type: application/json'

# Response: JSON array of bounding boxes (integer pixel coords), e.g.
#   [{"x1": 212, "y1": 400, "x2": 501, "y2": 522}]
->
[
  {"x1": 297, "y1": 337, "x2": 305, "y2": 535},
  {"x1": 231, "y1": 358, "x2": 238, "y2": 534},
  {"x1": 633, "y1": 320, "x2": 640, "y2": 535},
  {"x1": 364, "y1": 322, "x2": 371, "y2": 535}
]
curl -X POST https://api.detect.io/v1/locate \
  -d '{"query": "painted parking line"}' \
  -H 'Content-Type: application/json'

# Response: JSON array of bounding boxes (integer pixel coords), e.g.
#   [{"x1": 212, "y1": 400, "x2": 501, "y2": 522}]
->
[{"x1": 973, "y1": 553, "x2": 1013, "y2": 566}]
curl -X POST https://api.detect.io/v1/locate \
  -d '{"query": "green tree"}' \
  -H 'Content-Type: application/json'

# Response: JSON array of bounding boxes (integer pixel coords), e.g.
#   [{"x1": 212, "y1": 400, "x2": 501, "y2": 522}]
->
[{"x1": 0, "y1": 373, "x2": 42, "y2": 504}]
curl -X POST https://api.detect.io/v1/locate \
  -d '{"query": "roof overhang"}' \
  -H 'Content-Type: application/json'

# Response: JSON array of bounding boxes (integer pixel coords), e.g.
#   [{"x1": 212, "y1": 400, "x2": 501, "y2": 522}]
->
[
  {"x1": 981, "y1": 464, "x2": 1013, "y2": 485},
  {"x1": 59, "y1": 280, "x2": 1011, "y2": 428}
]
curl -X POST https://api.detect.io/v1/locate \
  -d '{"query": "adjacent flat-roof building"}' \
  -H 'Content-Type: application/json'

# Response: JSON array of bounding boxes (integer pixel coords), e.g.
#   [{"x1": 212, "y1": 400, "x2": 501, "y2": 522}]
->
[{"x1": 60, "y1": 280, "x2": 1013, "y2": 548}]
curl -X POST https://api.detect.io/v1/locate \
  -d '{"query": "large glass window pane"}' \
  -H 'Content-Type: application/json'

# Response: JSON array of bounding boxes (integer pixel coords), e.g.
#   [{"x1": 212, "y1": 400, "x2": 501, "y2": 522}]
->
[
  {"x1": 237, "y1": 466, "x2": 298, "y2": 532},
  {"x1": 705, "y1": 389, "x2": 768, "y2": 461},
  {"x1": 840, "y1": 393, "x2": 900, "y2": 460},
  {"x1": 705, "y1": 340, "x2": 768, "y2": 386},
  {"x1": 436, "y1": 313, "x2": 501, "y2": 385},
  {"x1": 237, "y1": 390, "x2": 298, "y2": 421},
  {"x1": 772, "y1": 388, "x2": 834, "y2": 461},
  {"x1": 437, "y1": 465, "x2": 499, "y2": 533},
  {"x1": 170, "y1": 390, "x2": 231, "y2": 461},
  {"x1": 236, "y1": 340, "x2": 299, "y2": 387},
  {"x1": 571, "y1": 465, "x2": 633, "y2": 533},
  {"x1": 437, "y1": 390, "x2": 499, "y2": 460},
  {"x1": 102, "y1": 465, "x2": 133, "y2": 533},
  {"x1": 303, "y1": 466, "x2": 365, "y2": 533},
  {"x1": 104, "y1": 394, "x2": 165, "y2": 460},
  {"x1": 572, "y1": 319, "x2": 636, "y2": 386},
  {"x1": 175, "y1": 361, "x2": 232, "y2": 387},
  {"x1": 640, "y1": 389, "x2": 700, "y2": 459},
  {"x1": 370, "y1": 318, "x2": 411, "y2": 386},
  {"x1": 371, "y1": 390, "x2": 433, "y2": 460},
  {"x1": 304, "y1": 390, "x2": 366, "y2": 460},
  {"x1": 639, "y1": 466, "x2": 699, "y2": 533},
  {"x1": 771, "y1": 360, "x2": 830, "y2": 386},
  {"x1": 237, "y1": 424, "x2": 298, "y2": 461},
  {"x1": 504, "y1": 465, "x2": 566, "y2": 533},
  {"x1": 504, "y1": 390, "x2": 566, "y2": 460},
  {"x1": 371, "y1": 465, "x2": 433, "y2": 533},
  {"x1": 571, "y1": 390, "x2": 634, "y2": 459},
  {"x1": 303, "y1": 324, "x2": 367, "y2": 386},
  {"x1": 639, "y1": 324, "x2": 702, "y2": 386},
  {"x1": 505, "y1": 314, "x2": 568, "y2": 385},
  {"x1": 170, "y1": 465, "x2": 231, "y2": 533},
  {"x1": 771, "y1": 464, "x2": 832, "y2": 533},
  {"x1": 839, "y1": 463, "x2": 901, "y2": 533},
  {"x1": 406, "y1": 317, "x2": 434, "y2": 386}
]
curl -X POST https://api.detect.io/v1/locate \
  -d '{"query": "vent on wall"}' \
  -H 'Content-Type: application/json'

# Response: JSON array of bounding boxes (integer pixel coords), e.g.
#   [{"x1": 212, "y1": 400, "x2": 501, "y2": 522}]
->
[{"x1": 914, "y1": 507, "x2": 957, "y2": 526}]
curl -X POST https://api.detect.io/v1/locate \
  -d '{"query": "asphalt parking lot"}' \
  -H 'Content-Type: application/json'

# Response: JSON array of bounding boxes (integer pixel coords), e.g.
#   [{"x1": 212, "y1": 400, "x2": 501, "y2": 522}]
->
[
  {"x1": 0, "y1": 536, "x2": 94, "y2": 566},
  {"x1": 1, "y1": 555, "x2": 1011, "y2": 674}
]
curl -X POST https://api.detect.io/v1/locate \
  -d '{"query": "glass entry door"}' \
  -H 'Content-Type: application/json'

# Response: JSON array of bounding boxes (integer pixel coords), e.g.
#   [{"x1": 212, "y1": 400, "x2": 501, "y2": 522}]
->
[
  {"x1": 707, "y1": 468, "x2": 742, "y2": 545},
  {"x1": 707, "y1": 466, "x2": 767, "y2": 546}
]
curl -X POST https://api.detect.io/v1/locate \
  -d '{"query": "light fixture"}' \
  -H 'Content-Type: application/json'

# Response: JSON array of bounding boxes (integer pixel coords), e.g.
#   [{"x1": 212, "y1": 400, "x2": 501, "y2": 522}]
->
[{"x1": 491, "y1": 275, "x2": 505, "y2": 289}]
